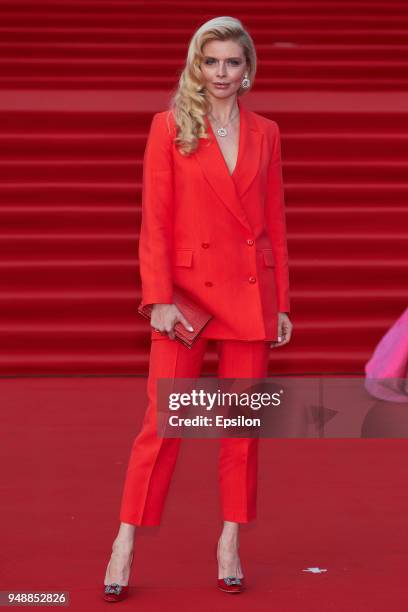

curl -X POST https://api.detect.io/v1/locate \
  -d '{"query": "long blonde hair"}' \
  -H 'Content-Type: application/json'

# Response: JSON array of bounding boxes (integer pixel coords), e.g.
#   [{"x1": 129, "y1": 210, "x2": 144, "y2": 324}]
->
[{"x1": 167, "y1": 16, "x2": 257, "y2": 156}]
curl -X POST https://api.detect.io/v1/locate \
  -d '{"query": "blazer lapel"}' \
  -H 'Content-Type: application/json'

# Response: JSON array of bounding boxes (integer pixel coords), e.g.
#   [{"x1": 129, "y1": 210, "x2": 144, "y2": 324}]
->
[{"x1": 194, "y1": 97, "x2": 263, "y2": 233}]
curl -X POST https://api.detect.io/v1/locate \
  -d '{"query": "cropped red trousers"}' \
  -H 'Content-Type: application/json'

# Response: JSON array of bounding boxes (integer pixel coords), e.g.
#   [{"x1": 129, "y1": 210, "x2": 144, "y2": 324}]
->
[{"x1": 119, "y1": 335, "x2": 270, "y2": 526}]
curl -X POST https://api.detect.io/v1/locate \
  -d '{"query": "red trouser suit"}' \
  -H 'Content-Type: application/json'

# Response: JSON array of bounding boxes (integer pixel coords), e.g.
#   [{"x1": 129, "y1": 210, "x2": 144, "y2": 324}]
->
[{"x1": 119, "y1": 335, "x2": 270, "y2": 526}]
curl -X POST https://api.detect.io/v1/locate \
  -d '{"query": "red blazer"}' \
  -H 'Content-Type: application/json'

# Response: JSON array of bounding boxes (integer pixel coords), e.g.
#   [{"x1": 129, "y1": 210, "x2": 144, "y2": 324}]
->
[{"x1": 138, "y1": 96, "x2": 290, "y2": 341}]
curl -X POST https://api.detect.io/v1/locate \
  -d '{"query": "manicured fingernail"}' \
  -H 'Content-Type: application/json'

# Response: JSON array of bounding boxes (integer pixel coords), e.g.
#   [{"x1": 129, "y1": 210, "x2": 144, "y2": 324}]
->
[
  {"x1": 278, "y1": 336, "x2": 282, "y2": 342},
  {"x1": 188, "y1": 326, "x2": 194, "y2": 332}
]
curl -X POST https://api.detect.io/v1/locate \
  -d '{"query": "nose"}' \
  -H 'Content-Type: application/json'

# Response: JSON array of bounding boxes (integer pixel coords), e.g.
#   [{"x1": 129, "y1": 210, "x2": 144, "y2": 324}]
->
[{"x1": 216, "y1": 61, "x2": 227, "y2": 77}]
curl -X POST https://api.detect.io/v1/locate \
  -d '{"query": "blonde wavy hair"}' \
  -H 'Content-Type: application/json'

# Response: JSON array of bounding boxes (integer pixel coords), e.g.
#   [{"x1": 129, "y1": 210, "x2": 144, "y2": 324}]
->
[{"x1": 167, "y1": 16, "x2": 257, "y2": 156}]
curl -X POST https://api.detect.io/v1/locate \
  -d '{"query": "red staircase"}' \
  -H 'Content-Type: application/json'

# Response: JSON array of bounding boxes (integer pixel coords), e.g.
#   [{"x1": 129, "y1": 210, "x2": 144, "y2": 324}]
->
[{"x1": 0, "y1": 0, "x2": 406, "y2": 375}]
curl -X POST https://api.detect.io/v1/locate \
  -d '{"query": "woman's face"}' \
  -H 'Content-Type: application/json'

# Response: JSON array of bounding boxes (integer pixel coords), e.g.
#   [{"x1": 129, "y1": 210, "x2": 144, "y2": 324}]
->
[{"x1": 200, "y1": 39, "x2": 248, "y2": 100}]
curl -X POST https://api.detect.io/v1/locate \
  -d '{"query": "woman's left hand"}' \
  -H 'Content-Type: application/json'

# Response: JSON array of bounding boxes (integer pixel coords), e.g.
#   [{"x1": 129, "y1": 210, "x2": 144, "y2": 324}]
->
[{"x1": 270, "y1": 312, "x2": 293, "y2": 348}]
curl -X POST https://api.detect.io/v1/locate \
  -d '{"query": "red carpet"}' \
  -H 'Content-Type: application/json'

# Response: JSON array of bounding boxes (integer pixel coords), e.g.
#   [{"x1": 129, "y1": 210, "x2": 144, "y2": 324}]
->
[
  {"x1": 1, "y1": 1, "x2": 407, "y2": 610},
  {"x1": 2, "y1": 377, "x2": 408, "y2": 611}
]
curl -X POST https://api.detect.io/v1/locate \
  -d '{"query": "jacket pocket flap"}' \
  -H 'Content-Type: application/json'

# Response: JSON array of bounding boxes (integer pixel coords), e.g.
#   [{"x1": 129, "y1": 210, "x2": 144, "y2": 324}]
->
[
  {"x1": 262, "y1": 249, "x2": 276, "y2": 267},
  {"x1": 173, "y1": 249, "x2": 193, "y2": 267}
]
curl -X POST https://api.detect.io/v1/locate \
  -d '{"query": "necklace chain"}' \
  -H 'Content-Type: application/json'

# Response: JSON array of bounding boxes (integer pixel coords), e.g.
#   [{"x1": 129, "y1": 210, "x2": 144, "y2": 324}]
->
[{"x1": 209, "y1": 107, "x2": 239, "y2": 137}]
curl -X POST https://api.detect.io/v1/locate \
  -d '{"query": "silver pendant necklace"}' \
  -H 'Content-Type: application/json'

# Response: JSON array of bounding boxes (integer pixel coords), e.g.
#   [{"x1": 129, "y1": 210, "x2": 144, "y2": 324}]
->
[{"x1": 209, "y1": 107, "x2": 239, "y2": 137}]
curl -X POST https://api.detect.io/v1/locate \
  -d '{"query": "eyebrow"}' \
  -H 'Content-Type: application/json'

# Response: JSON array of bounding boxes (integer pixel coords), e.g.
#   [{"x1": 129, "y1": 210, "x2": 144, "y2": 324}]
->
[{"x1": 203, "y1": 56, "x2": 243, "y2": 60}]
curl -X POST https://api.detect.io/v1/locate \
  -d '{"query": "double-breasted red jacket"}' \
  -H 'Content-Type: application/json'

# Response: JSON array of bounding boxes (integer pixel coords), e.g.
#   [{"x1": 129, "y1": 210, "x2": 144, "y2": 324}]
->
[{"x1": 138, "y1": 96, "x2": 290, "y2": 341}]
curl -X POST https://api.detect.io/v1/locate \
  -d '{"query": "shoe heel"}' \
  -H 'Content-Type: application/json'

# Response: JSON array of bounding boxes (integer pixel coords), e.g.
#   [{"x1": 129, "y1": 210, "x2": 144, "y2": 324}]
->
[
  {"x1": 215, "y1": 540, "x2": 245, "y2": 593},
  {"x1": 102, "y1": 551, "x2": 134, "y2": 602}
]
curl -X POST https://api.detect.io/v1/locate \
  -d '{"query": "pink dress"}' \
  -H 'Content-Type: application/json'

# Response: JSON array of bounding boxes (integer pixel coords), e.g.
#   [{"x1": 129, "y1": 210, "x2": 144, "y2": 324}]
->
[{"x1": 365, "y1": 307, "x2": 408, "y2": 402}]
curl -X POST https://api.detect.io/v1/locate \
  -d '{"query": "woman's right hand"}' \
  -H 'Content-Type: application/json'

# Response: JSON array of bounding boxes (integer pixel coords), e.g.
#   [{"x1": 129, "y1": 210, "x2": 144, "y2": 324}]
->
[{"x1": 151, "y1": 304, "x2": 194, "y2": 340}]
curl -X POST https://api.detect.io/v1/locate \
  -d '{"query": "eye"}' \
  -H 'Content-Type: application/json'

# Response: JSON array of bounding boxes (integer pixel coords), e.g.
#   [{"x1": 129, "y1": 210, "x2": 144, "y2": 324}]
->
[
  {"x1": 204, "y1": 59, "x2": 215, "y2": 64},
  {"x1": 229, "y1": 60, "x2": 241, "y2": 66}
]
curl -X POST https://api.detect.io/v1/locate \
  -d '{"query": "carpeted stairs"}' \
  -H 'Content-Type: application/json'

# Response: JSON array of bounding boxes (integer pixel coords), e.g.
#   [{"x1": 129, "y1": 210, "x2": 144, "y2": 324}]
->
[{"x1": 0, "y1": 0, "x2": 406, "y2": 374}]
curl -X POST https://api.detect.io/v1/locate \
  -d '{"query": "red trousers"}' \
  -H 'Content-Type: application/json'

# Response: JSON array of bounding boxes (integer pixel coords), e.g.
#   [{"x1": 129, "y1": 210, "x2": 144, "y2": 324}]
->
[{"x1": 119, "y1": 335, "x2": 270, "y2": 526}]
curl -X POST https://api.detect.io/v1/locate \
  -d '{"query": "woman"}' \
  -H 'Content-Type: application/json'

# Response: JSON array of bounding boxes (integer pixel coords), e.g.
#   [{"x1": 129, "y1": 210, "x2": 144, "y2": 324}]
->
[{"x1": 103, "y1": 15, "x2": 293, "y2": 601}]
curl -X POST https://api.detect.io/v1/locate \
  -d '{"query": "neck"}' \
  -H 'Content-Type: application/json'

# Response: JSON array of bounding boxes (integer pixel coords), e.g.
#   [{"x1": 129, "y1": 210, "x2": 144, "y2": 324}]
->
[{"x1": 207, "y1": 95, "x2": 239, "y2": 124}]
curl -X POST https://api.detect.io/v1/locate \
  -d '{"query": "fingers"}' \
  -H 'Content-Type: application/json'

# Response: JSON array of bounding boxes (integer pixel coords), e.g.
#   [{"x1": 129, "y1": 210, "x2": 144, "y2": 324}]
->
[
  {"x1": 157, "y1": 316, "x2": 193, "y2": 340},
  {"x1": 151, "y1": 313, "x2": 193, "y2": 341},
  {"x1": 270, "y1": 335, "x2": 286, "y2": 348},
  {"x1": 271, "y1": 335, "x2": 290, "y2": 347},
  {"x1": 270, "y1": 316, "x2": 293, "y2": 348},
  {"x1": 151, "y1": 323, "x2": 175, "y2": 340},
  {"x1": 151, "y1": 305, "x2": 175, "y2": 339},
  {"x1": 177, "y1": 313, "x2": 194, "y2": 333}
]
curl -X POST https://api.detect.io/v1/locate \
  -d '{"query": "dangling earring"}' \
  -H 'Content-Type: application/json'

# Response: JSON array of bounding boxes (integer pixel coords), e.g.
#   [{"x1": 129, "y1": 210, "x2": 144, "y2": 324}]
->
[{"x1": 241, "y1": 73, "x2": 250, "y2": 89}]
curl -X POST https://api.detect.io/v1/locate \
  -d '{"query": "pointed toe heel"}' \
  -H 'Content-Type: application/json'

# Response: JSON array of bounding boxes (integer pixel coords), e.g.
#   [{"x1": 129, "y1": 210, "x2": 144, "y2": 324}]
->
[
  {"x1": 215, "y1": 541, "x2": 245, "y2": 593},
  {"x1": 102, "y1": 550, "x2": 133, "y2": 602},
  {"x1": 217, "y1": 576, "x2": 245, "y2": 593},
  {"x1": 103, "y1": 583, "x2": 129, "y2": 602}
]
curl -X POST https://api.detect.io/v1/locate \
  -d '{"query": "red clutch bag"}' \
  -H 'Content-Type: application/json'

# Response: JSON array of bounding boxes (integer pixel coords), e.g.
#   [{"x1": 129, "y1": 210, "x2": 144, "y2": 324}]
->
[{"x1": 137, "y1": 286, "x2": 213, "y2": 349}]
